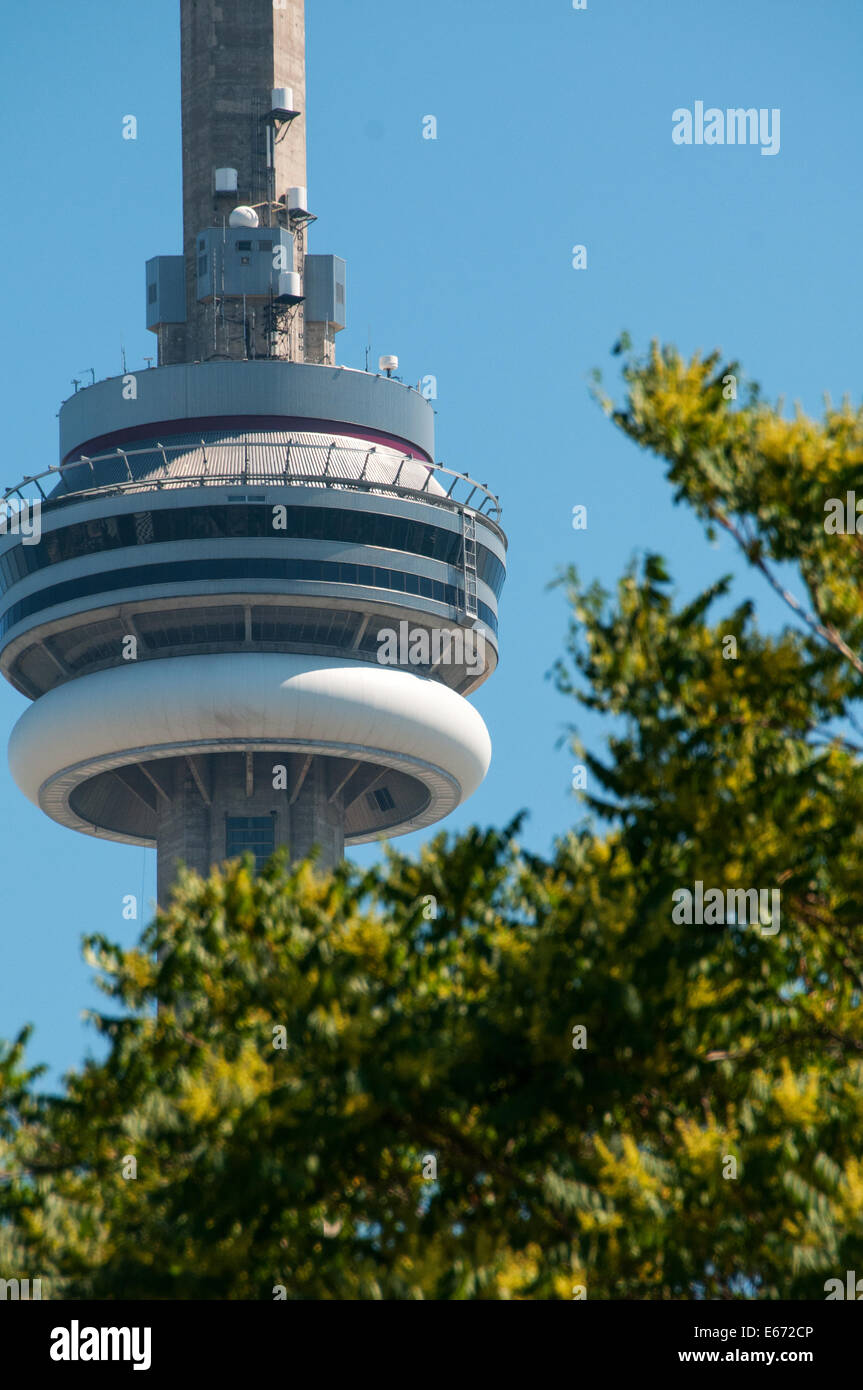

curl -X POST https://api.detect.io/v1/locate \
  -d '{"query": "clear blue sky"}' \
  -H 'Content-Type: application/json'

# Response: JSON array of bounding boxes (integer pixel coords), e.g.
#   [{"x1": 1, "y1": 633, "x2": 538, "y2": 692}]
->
[{"x1": 1, "y1": 0, "x2": 861, "y2": 1087}]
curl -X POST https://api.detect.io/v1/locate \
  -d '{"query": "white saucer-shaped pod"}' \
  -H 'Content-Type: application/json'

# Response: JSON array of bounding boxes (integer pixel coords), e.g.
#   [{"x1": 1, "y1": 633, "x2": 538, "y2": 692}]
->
[{"x1": 8, "y1": 653, "x2": 492, "y2": 845}]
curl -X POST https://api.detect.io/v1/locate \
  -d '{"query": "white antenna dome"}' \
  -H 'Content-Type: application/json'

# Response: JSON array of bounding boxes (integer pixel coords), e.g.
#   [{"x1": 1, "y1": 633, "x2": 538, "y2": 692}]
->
[
  {"x1": 229, "y1": 205, "x2": 260, "y2": 229},
  {"x1": 379, "y1": 355, "x2": 399, "y2": 375}
]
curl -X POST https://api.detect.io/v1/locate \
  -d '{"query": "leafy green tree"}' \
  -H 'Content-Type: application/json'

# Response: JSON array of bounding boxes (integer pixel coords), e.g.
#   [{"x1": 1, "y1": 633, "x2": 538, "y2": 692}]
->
[{"x1": 3, "y1": 341, "x2": 863, "y2": 1299}]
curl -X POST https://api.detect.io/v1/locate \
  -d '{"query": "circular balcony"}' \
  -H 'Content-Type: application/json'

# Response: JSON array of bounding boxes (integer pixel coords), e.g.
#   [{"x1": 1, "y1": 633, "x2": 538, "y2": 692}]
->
[{"x1": 0, "y1": 431, "x2": 506, "y2": 701}]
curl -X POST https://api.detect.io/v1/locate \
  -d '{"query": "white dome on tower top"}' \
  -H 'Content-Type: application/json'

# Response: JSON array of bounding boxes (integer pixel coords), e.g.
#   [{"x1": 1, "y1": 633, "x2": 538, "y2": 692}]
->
[{"x1": 229, "y1": 205, "x2": 260, "y2": 229}]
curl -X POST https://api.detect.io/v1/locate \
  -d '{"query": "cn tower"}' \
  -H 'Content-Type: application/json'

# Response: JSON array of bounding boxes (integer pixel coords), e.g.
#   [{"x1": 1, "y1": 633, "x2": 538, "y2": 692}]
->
[{"x1": 1, "y1": 0, "x2": 506, "y2": 903}]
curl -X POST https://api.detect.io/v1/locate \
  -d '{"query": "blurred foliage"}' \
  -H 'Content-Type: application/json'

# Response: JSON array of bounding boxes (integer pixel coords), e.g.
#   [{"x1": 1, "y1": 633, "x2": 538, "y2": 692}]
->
[{"x1": 3, "y1": 341, "x2": 863, "y2": 1299}]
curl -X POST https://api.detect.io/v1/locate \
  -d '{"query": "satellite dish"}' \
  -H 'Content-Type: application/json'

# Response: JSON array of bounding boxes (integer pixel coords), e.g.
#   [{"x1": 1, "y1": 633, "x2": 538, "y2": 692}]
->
[{"x1": 229, "y1": 206, "x2": 260, "y2": 229}]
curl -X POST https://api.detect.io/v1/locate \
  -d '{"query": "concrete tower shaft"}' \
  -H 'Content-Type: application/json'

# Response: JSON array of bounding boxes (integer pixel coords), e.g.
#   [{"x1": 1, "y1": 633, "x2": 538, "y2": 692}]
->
[{"x1": 166, "y1": 0, "x2": 309, "y2": 365}]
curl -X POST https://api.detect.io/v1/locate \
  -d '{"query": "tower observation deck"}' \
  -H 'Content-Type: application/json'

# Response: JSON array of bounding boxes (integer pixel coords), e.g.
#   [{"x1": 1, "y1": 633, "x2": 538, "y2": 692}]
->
[{"x1": 1, "y1": 0, "x2": 506, "y2": 902}]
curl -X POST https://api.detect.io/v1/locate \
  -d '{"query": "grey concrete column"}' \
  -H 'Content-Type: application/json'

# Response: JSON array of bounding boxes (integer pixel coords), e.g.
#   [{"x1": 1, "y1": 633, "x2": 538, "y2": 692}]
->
[
  {"x1": 304, "y1": 321, "x2": 336, "y2": 366},
  {"x1": 156, "y1": 762, "x2": 212, "y2": 905},
  {"x1": 290, "y1": 757, "x2": 344, "y2": 871},
  {"x1": 156, "y1": 752, "x2": 343, "y2": 904},
  {"x1": 179, "y1": 0, "x2": 307, "y2": 363}
]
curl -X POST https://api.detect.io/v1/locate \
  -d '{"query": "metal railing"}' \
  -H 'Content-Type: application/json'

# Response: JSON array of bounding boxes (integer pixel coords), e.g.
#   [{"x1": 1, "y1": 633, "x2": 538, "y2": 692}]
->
[{"x1": 3, "y1": 438, "x2": 504, "y2": 531}]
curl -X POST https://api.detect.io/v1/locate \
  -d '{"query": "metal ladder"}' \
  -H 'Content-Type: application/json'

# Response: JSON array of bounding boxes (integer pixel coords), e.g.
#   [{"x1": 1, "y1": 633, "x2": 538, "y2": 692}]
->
[{"x1": 462, "y1": 510, "x2": 478, "y2": 619}]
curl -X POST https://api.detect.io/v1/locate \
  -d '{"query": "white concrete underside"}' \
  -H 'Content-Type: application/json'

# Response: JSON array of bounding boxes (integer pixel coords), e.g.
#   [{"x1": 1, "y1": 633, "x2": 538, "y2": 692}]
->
[{"x1": 8, "y1": 653, "x2": 492, "y2": 846}]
